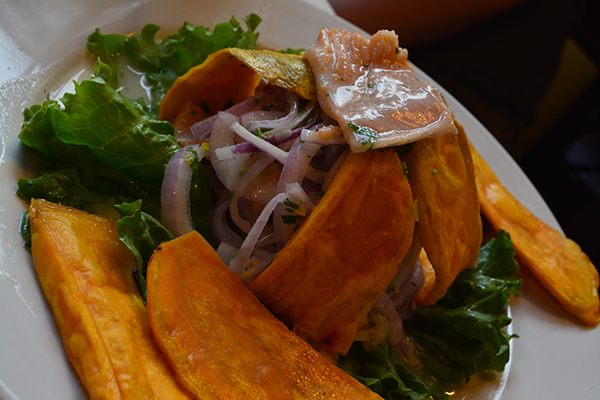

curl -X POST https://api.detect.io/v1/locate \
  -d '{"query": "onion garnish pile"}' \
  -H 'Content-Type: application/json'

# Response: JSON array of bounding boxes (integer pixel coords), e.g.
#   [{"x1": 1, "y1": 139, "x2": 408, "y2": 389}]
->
[{"x1": 161, "y1": 84, "x2": 348, "y2": 283}]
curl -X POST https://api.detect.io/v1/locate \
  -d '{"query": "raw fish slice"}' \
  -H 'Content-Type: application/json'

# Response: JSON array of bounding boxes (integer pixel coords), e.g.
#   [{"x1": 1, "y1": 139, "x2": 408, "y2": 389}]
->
[{"x1": 304, "y1": 28, "x2": 457, "y2": 153}]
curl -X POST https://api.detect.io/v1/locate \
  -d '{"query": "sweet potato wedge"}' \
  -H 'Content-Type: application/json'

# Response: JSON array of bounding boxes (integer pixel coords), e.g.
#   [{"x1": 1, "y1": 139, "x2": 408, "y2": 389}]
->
[
  {"x1": 146, "y1": 230, "x2": 382, "y2": 400},
  {"x1": 248, "y1": 148, "x2": 415, "y2": 355},
  {"x1": 469, "y1": 143, "x2": 600, "y2": 326},
  {"x1": 403, "y1": 121, "x2": 482, "y2": 305},
  {"x1": 158, "y1": 48, "x2": 317, "y2": 124},
  {"x1": 28, "y1": 199, "x2": 190, "y2": 399}
]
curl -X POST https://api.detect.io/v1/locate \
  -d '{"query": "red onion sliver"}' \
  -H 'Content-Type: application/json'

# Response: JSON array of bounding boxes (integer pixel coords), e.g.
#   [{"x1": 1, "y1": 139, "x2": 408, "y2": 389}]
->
[
  {"x1": 210, "y1": 198, "x2": 244, "y2": 248},
  {"x1": 231, "y1": 122, "x2": 289, "y2": 164},
  {"x1": 228, "y1": 192, "x2": 289, "y2": 276},
  {"x1": 216, "y1": 241, "x2": 238, "y2": 265},
  {"x1": 241, "y1": 110, "x2": 287, "y2": 129},
  {"x1": 376, "y1": 293, "x2": 404, "y2": 347},
  {"x1": 160, "y1": 143, "x2": 208, "y2": 237},
  {"x1": 286, "y1": 183, "x2": 315, "y2": 211},
  {"x1": 229, "y1": 153, "x2": 275, "y2": 234},
  {"x1": 322, "y1": 148, "x2": 350, "y2": 191},
  {"x1": 240, "y1": 253, "x2": 277, "y2": 285},
  {"x1": 190, "y1": 97, "x2": 258, "y2": 143},
  {"x1": 209, "y1": 112, "x2": 252, "y2": 190}
]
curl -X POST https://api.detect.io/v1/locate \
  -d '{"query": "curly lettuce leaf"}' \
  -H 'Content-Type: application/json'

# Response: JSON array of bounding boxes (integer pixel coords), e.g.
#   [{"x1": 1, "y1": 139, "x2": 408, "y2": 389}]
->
[
  {"x1": 20, "y1": 61, "x2": 179, "y2": 183},
  {"x1": 339, "y1": 230, "x2": 521, "y2": 400},
  {"x1": 339, "y1": 340, "x2": 435, "y2": 400},
  {"x1": 87, "y1": 14, "x2": 261, "y2": 115},
  {"x1": 18, "y1": 61, "x2": 181, "y2": 219}
]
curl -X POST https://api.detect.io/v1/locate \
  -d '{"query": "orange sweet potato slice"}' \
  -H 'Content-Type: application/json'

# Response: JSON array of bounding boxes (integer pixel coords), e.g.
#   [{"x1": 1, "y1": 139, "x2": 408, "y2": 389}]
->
[
  {"x1": 146, "y1": 230, "x2": 383, "y2": 400},
  {"x1": 402, "y1": 121, "x2": 482, "y2": 305},
  {"x1": 469, "y1": 142, "x2": 600, "y2": 326},
  {"x1": 158, "y1": 48, "x2": 317, "y2": 124},
  {"x1": 28, "y1": 199, "x2": 190, "y2": 399},
  {"x1": 248, "y1": 148, "x2": 415, "y2": 355}
]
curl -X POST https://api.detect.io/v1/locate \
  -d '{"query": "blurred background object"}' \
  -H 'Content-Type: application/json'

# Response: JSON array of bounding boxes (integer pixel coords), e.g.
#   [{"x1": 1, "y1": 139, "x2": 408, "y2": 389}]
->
[{"x1": 329, "y1": 0, "x2": 600, "y2": 266}]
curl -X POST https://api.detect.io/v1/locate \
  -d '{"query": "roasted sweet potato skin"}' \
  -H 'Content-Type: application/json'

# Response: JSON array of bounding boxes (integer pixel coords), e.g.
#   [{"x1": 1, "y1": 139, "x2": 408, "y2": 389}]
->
[
  {"x1": 403, "y1": 121, "x2": 482, "y2": 305},
  {"x1": 29, "y1": 199, "x2": 191, "y2": 399},
  {"x1": 146, "y1": 230, "x2": 382, "y2": 400},
  {"x1": 469, "y1": 144, "x2": 600, "y2": 326},
  {"x1": 248, "y1": 148, "x2": 415, "y2": 355},
  {"x1": 158, "y1": 48, "x2": 316, "y2": 124}
]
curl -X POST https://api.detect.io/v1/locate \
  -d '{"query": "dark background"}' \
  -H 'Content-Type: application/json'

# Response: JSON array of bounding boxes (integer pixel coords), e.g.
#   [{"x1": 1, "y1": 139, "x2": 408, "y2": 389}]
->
[{"x1": 517, "y1": 1, "x2": 599, "y2": 269}]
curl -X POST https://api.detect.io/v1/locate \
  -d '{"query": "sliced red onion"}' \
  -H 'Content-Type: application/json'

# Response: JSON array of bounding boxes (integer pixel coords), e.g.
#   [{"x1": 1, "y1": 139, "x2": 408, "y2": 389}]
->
[
  {"x1": 190, "y1": 97, "x2": 259, "y2": 143},
  {"x1": 214, "y1": 126, "x2": 303, "y2": 159},
  {"x1": 231, "y1": 122, "x2": 289, "y2": 164},
  {"x1": 228, "y1": 192, "x2": 289, "y2": 276},
  {"x1": 240, "y1": 110, "x2": 287, "y2": 128},
  {"x1": 160, "y1": 143, "x2": 208, "y2": 237},
  {"x1": 272, "y1": 139, "x2": 320, "y2": 248},
  {"x1": 386, "y1": 235, "x2": 425, "y2": 320},
  {"x1": 210, "y1": 198, "x2": 244, "y2": 248},
  {"x1": 354, "y1": 306, "x2": 389, "y2": 350},
  {"x1": 273, "y1": 140, "x2": 310, "y2": 249},
  {"x1": 276, "y1": 137, "x2": 302, "y2": 191},
  {"x1": 236, "y1": 160, "x2": 280, "y2": 206},
  {"x1": 285, "y1": 182, "x2": 315, "y2": 211},
  {"x1": 321, "y1": 145, "x2": 347, "y2": 172},
  {"x1": 322, "y1": 148, "x2": 350, "y2": 192},
  {"x1": 216, "y1": 241, "x2": 238, "y2": 266},
  {"x1": 259, "y1": 84, "x2": 290, "y2": 110},
  {"x1": 288, "y1": 142, "x2": 322, "y2": 185},
  {"x1": 229, "y1": 153, "x2": 275, "y2": 234},
  {"x1": 209, "y1": 112, "x2": 251, "y2": 190},
  {"x1": 240, "y1": 253, "x2": 277, "y2": 285},
  {"x1": 391, "y1": 259, "x2": 425, "y2": 320},
  {"x1": 375, "y1": 293, "x2": 404, "y2": 348},
  {"x1": 246, "y1": 100, "x2": 298, "y2": 135}
]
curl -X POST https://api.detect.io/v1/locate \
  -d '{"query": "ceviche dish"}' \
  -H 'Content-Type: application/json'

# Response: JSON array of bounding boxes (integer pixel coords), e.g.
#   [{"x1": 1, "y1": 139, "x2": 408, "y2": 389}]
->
[{"x1": 15, "y1": 13, "x2": 599, "y2": 400}]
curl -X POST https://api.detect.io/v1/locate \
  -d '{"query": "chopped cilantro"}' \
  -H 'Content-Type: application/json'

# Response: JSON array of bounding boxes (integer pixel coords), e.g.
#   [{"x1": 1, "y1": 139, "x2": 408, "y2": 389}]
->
[
  {"x1": 283, "y1": 198, "x2": 299, "y2": 210},
  {"x1": 347, "y1": 121, "x2": 377, "y2": 151},
  {"x1": 282, "y1": 214, "x2": 299, "y2": 225}
]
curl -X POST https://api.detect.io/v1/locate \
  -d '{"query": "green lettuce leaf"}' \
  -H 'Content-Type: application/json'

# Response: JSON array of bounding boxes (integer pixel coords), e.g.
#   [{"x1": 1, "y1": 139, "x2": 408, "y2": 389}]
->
[
  {"x1": 115, "y1": 199, "x2": 175, "y2": 301},
  {"x1": 20, "y1": 61, "x2": 179, "y2": 182},
  {"x1": 18, "y1": 61, "x2": 180, "y2": 219},
  {"x1": 87, "y1": 14, "x2": 261, "y2": 116},
  {"x1": 16, "y1": 170, "x2": 116, "y2": 212},
  {"x1": 339, "y1": 230, "x2": 521, "y2": 399}
]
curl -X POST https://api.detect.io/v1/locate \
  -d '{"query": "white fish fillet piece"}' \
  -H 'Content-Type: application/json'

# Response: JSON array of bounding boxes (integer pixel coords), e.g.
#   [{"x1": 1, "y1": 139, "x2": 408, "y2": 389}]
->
[{"x1": 305, "y1": 28, "x2": 457, "y2": 152}]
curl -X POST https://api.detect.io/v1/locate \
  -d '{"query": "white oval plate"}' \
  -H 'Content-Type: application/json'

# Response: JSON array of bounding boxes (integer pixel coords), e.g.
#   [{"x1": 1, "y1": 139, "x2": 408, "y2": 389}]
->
[{"x1": 1, "y1": 1, "x2": 598, "y2": 399}]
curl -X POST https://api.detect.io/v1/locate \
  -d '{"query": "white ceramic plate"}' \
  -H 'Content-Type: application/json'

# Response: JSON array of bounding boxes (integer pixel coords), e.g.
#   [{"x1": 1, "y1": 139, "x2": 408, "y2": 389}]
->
[{"x1": 1, "y1": 1, "x2": 598, "y2": 399}]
